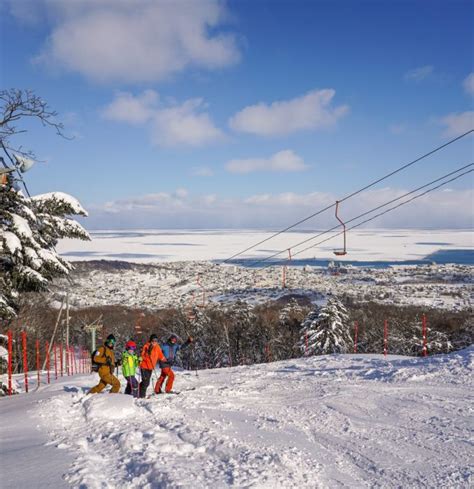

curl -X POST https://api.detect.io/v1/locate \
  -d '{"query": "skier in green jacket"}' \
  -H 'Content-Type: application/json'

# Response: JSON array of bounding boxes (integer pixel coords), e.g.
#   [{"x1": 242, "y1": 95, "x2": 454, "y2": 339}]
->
[{"x1": 122, "y1": 340, "x2": 140, "y2": 398}]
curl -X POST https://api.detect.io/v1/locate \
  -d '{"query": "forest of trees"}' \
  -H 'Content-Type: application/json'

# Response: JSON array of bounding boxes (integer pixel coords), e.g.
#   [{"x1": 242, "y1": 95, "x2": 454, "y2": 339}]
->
[{"x1": 1, "y1": 294, "x2": 471, "y2": 377}]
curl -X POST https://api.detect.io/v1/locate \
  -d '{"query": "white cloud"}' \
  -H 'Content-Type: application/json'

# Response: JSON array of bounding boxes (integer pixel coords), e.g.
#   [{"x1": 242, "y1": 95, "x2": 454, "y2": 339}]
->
[
  {"x1": 404, "y1": 65, "x2": 434, "y2": 82},
  {"x1": 226, "y1": 150, "x2": 309, "y2": 174},
  {"x1": 202, "y1": 194, "x2": 217, "y2": 205},
  {"x1": 463, "y1": 73, "x2": 474, "y2": 96},
  {"x1": 439, "y1": 111, "x2": 474, "y2": 138},
  {"x1": 102, "y1": 90, "x2": 158, "y2": 124},
  {"x1": 87, "y1": 187, "x2": 474, "y2": 230},
  {"x1": 192, "y1": 166, "x2": 214, "y2": 177},
  {"x1": 151, "y1": 99, "x2": 224, "y2": 146},
  {"x1": 228, "y1": 89, "x2": 349, "y2": 136},
  {"x1": 11, "y1": 0, "x2": 240, "y2": 83},
  {"x1": 175, "y1": 188, "x2": 188, "y2": 199},
  {"x1": 102, "y1": 90, "x2": 224, "y2": 146}
]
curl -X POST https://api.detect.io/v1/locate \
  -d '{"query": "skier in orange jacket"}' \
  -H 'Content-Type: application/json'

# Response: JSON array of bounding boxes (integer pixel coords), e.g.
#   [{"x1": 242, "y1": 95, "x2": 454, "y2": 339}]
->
[{"x1": 139, "y1": 334, "x2": 166, "y2": 398}]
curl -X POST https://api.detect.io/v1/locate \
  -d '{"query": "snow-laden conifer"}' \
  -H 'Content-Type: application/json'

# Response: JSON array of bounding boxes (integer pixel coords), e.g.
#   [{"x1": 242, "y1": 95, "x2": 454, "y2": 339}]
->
[
  {"x1": 411, "y1": 328, "x2": 453, "y2": 356},
  {"x1": 299, "y1": 296, "x2": 352, "y2": 355},
  {"x1": 1, "y1": 181, "x2": 90, "y2": 318},
  {"x1": 0, "y1": 89, "x2": 90, "y2": 318},
  {"x1": 224, "y1": 300, "x2": 257, "y2": 365},
  {"x1": 279, "y1": 297, "x2": 306, "y2": 327}
]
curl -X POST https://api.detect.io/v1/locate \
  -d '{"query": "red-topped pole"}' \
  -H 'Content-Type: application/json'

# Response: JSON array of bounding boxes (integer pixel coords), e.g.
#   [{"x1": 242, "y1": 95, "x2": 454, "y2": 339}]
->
[
  {"x1": 36, "y1": 339, "x2": 40, "y2": 387},
  {"x1": 60, "y1": 342, "x2": 63, "y2": 377},
  {"x1": 422, "y1": 314, "x2": 428, "y2": 357},
  {"x1": 54, "y1": 343, "x2": 58, "y2": 380},
  {"x1": 66, "y1": 344, "x2": 70, "y2": 376},
  {"x1": 7, "y1": 330, "x2": 12, "y2": 396},
  {"x1": 45, "y1": 341, "x2": 50, "y2": 384},
  {"x1": 354, "y1": 321, "x2": 359, "y2": 353},
  {"x1": 72, "y1": 346, "x2": 76, "y2": 375},
  {"x1": 22, "y1": 331, "x2": 28, "y2": 393}
]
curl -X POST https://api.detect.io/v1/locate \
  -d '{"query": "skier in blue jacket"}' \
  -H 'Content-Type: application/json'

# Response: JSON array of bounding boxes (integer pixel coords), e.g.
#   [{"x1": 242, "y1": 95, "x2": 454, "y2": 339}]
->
[{"x1": 154, "y1": 334, "x2": 193, "y2": 394}]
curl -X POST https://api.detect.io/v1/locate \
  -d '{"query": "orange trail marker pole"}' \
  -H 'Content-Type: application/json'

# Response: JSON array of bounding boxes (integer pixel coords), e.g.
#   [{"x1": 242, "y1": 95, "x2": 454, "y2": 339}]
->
[
  {"x1": 22, "y1": 331, "x2": 29, "y2": 393},
  {"x1": 354, "y1": 321, "x2": 358, "y2": 353},
  {"x1": 45, "y1": 341, "x2": 50, "y2": 384},
  {"x1": 36, "y1": 339, "x2": 40, "y2": 387},
  {"x1": 422, "y1": 314, "x2": 428, "y2": 357},
  {"x1": 7, "y1": 330, "x2": 13, "y2": 395}
]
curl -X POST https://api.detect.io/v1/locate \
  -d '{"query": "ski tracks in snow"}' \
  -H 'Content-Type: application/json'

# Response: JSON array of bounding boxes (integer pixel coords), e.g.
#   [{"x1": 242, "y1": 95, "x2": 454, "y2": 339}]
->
[
  {"x1": 33, "y1": 349, "x2": 473, "y2": 488},
  {"x1": 35, "y1": 379, "x2": 315, "y2": 488}
]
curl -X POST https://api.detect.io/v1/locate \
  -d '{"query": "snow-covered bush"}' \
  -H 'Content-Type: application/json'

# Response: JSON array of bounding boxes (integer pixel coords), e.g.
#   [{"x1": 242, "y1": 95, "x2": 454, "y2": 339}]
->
[{"x1": 299, "y1": 296, "x2": 352, "y2": 356}]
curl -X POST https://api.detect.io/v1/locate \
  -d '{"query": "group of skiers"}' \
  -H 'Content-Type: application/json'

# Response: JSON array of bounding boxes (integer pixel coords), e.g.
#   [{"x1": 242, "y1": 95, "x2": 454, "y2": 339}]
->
[{"x1": 89, "y1": 333, "x2": 193, "y2": 398}]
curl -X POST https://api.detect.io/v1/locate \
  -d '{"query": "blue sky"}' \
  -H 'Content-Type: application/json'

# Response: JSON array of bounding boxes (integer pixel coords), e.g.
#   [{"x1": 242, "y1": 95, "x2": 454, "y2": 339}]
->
[{"x1": 1, "y1": 0, "x2": 473, "y2": 229}]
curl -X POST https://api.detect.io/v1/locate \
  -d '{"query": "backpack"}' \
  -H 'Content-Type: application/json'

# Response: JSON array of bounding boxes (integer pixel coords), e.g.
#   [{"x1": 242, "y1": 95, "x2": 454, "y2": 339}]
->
[{"x1": 91, "y1": 348, "x2": 104, "y2": 372}]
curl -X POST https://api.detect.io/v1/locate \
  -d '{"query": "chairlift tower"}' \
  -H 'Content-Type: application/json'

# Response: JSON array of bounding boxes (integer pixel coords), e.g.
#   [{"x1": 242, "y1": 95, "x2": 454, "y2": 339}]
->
[{"x1": 84, "y1": 316, "x2": 103, "y2": 351}]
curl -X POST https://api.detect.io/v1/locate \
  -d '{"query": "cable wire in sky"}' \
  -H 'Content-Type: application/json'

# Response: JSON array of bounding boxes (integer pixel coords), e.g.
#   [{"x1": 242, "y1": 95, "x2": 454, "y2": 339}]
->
[
  {"x1": 241, "y1": 163, "x2": 473, "y2": 269},
  {"x1": 223, "y1": 129, "x2": 474, "y2": 264}
]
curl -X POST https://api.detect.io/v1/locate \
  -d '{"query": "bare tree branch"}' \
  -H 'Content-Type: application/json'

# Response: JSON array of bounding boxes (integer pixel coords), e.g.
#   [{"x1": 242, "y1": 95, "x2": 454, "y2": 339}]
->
[{"x1": 0, "y1": 89, "x2": 69, "y2": 160}]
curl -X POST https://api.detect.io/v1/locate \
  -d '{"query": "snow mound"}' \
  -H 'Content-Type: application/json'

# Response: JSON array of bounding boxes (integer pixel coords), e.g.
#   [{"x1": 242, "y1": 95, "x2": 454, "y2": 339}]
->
[{"x1": 83, "y1": 393, "x2": 137, "y2": 421}]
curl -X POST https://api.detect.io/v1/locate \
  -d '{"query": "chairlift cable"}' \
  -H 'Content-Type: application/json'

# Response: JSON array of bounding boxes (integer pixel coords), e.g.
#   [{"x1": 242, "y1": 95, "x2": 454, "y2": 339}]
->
[
  {"x1": 223, "y1": 129, "x2": 473, "y2": 264},
  {"x1": 249, "y1": 162, "x2": 473, "y2": 269},
  {"x1": 290, "y1": 167, "x2": 474, "y2": 262}
]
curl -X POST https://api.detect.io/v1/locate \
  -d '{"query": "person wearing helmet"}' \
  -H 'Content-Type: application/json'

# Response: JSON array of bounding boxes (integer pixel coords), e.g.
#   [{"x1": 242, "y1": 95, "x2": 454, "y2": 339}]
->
[
  {"x1": 89, "y1": 334, "x2": 121, "y2": 394},
  {"x1": 122, "y1": 340, "x2": 141, "y2": 398},
  {"x1": 138, "y1": 334, "x2": 166, "y2": 398},
  {"x1": 155, "y1": 334, "x2": 193, "y2": 394}
]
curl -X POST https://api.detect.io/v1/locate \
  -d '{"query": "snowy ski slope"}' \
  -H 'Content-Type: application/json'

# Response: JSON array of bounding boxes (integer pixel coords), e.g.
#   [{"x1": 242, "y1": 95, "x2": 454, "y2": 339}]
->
[{"x1": 1, "y1": 348, "x2": 473, "y2": 488}]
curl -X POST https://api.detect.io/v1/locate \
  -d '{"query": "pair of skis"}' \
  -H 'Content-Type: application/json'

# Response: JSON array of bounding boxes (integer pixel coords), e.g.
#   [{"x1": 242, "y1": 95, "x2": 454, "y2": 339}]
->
[{"x1": 147, "y1": 386, "x2": 196, "y2": 399}]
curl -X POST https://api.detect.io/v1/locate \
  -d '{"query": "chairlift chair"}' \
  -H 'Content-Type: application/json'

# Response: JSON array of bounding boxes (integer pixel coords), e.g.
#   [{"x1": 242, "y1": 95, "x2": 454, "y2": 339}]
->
[{"x1": 333, "y1": 200, "x2": 347, "y2": 256}]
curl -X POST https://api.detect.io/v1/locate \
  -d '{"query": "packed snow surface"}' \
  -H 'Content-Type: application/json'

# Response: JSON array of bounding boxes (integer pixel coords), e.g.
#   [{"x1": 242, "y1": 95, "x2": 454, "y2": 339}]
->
[{"x1": 1, "y1": 348, "x2": 473, "y2": 488}]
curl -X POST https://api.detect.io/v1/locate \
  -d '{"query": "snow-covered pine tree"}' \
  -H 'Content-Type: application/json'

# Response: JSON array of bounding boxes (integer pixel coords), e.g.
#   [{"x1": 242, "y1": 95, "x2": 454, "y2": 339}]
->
[
  {"x1": 225, "y1": 300, "x2": 258, "y2": 365},
  {"x1": 299, "y1": 296, "x2": 352, "y2": 356},
  {"x1": 182, "y1": 305, "x2": 231, "y2": 369},
  {"x1": 279, "y1": 297, "x2": 306, "y2": 327},
  {"x1": 0, "y1": 89, "x2": 90, "y2": 319},
  {"x1": 0, "y1": 168, "x2": 90, "y2": 319},
  {"x1": 411, "y1": 327, "x2": 453, "y2": 356}
]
